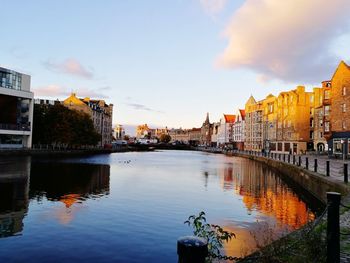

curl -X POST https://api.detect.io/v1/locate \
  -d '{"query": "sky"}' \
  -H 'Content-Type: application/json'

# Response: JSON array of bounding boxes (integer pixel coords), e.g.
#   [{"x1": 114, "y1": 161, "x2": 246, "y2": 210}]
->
[{"x1": 1, "y1": 0, "x2": 350, "y2": 135}]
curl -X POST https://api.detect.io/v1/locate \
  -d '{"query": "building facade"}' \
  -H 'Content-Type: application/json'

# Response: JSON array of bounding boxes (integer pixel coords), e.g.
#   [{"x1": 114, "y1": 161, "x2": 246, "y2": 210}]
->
[
  {"x1": 328, "y1": 61, "x2": 350, "y2": 157},
  {"x1": 232, "y1": 109, "x2": 245, "y2": 150},
  {"x1": 62, "y1": 93, "x2": 113, "y2": 147},
  {"x1": 0, "y1": 67, "x2": 33, "y2": 148},
  {"x1": 200, "y1": 113, "x2": 213, "y2": 146},
  {"x1": 244, "y1": 96, "x2": 263, "y2": 151},
  {"x1": 217, "y1": 114, "x2": 235, "y2": 147},
  {"x1": 113, "y1": 124, "x2": 125, "y2": 140}
]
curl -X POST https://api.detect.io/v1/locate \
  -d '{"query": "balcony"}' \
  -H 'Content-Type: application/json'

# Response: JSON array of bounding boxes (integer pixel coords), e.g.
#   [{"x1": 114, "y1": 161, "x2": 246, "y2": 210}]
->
[{"x1": 0, "y1": 123, "x2": 31, "y2": 131}]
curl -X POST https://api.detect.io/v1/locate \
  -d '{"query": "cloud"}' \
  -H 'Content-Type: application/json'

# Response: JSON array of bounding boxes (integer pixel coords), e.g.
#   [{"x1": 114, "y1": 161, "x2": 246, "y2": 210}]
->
[
  {"x1": 200, "y1": 0, "x2": 227, "y2": 15},
  {"x1": 125, "y1": 102, "x2": 164, "y2": 113},
  {"x1": 44, "y1": 58, "x2": 93, "y2": 79},
  {"x1": 33, "y1": 84, "x2": 108, "y2": 99},
  {"x1": 216, "y1": 0, "x2": 350, "y2": 83}
]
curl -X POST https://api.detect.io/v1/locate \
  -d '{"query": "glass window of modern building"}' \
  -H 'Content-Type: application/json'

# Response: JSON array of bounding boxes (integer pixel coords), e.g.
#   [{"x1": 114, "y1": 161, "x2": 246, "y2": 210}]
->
[{"x1": 0, "y1": 67, "x2": 33, "y2": 149}]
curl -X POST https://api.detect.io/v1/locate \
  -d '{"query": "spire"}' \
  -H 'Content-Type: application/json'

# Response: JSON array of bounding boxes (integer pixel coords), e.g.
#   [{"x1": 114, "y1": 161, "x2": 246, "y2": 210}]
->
[{"x1": 204, "y1": 112, "x2": 210, "y2": 124}]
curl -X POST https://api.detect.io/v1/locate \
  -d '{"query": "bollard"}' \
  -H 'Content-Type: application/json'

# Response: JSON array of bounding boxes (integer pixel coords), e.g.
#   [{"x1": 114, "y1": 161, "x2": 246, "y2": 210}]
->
[
  {"x1": 178, "y1": 236, "x2": 208, "y2": 263},
  {"x1": 306, "y1": 157, "x2": 309, "y2": 170},
  {"x1": 326, "y1": 161, "x2": 330, "y2": 176},
  {"x1": 298, "y1": 156, "x2": 301, "y2": 166},
  {"x1": 326, "y1": 192, "x2": 341, "y2": 263},
  {"x1": 283, "y1": 154, "x2": 286, "y2": 162},
  {"x1": 288, "y1": 154, "x2": 290, "y2": 163},
  {"x1": 314, "y1": 159, "x2": 318, "y2": 173},
  {"x1": 344, "y1": 163, "x2": 348, "y2": 183},
  {"x1": 293, "y1": 155, "x2": 296, "y2": 165}
]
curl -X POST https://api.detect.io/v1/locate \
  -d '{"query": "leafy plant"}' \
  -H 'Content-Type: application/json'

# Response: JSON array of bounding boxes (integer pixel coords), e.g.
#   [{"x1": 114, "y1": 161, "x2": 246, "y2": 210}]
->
[{"x1": 184, "y1": 211, "x2": 236, "y2": 257}]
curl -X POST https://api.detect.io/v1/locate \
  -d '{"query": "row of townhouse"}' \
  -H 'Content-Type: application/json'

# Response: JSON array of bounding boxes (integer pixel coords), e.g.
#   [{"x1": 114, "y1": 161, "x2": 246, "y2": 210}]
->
[
  {"x1": 244, "y1": 60, "x2": 350, "y2": 156},
  {"x1": 202, "y1": 60, "x2": 350, "y2": 157}
]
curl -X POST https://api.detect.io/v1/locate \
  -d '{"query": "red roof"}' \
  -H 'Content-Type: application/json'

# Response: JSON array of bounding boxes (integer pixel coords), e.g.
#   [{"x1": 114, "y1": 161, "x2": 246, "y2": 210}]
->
[
  {"x1": 239, "y1": 109, "x2": 246, "y2": 120},
  {"x1": 224, "y1": 114, "x2": 236, "y2": 123}
]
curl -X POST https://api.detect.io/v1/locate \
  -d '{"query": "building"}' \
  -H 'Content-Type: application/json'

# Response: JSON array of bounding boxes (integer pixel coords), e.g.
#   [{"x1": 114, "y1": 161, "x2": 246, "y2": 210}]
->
[
  {"x1": 155, "y1": 128, "x2": 169, "y2": 138},
  {"x1": 232, "y1": 109, "x2": 245, "y2": 150},
  {"x1": 310, "y1": 83, "x2": 329, "y2": 153},
  {"x1": 62, "y1": 93, "x2": 113, "y2": 147},
  {"x1": 169, "y1": 128, "x2": 190, "y2": 144},
  {"x1": 211, "y1": 122, "x2": 220, "y2": 147},
  {"x1": 244, "y1": 96, "x2": 263, "y2": 151},
  {"x1": 0, "y1": 67, "x2": 33, "y2": 148},
  {"x1": 136, "y1": 124, "x2": 150, "y2": 139},
  {"x1": 217, "y1": 114, "x2": 235, "y2": 147},
  {"x1": 189, "y1": 128, "x2": 201, "y2": 146},
  {"x1": 113, "y1": 124, "x2": 125, "y2": 140},
  {"x1": 328, "y1": 61, "x2": 350, "y2": 157},
  {"x1": 200, "y1": 113, "x2": 213, "y2": 146}
]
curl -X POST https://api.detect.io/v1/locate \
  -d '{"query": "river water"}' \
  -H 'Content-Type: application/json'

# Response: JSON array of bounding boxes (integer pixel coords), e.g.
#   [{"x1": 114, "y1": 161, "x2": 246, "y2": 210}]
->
[{"x1": 0, "y1": 150, "x2": 322, "y2": 262}]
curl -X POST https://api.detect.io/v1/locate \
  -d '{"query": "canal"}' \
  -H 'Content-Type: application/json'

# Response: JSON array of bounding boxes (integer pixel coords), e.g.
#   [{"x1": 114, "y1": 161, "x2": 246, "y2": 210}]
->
[{"x1": 0, "y1": 150, "x2": 323, "y2": 262}]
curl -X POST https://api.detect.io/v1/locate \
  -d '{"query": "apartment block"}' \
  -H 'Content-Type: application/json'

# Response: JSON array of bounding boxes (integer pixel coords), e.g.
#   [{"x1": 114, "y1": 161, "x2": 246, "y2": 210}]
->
[
  {"x1": 244, "y1": 96, "x2": 263, "y2": 151},
  {"x1": 62, "y1": 93, "x2": 113, "y2": 147},
  {"x1": 0, "y1": 67, "x2": 33, "y2": 148},
  {"x1": 328, "y1": 61, "x2": 350, "y2": 156}
]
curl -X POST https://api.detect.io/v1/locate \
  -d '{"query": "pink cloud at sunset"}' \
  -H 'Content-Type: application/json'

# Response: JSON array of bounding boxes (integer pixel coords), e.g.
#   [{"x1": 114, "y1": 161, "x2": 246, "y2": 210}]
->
[
  {"x1": 216, "y1": 0, "x2": 350, "y2": 83},
  {"x1": 44, "y1": 58, "x2": 93, "y2": 79},
  {"x1": 33, "y1": 84, "x2": 108, "y2": 99}
]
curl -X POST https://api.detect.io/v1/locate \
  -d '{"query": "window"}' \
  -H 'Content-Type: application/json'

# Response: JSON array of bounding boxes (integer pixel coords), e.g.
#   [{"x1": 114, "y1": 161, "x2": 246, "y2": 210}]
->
[
  {"x1": 325, "y1": 121, "x2": 330, "y2": 132},
  {"x1": 343, "y1": 121, "x2": 346, "y2": 130},
  {"x1": 324, "y1": 105, "x2": 330, "y2": 116},
  {"x1": 310, "y1": 131, "x2": 314, "y2": 139},
  {"x1": 343, "y1": 86, "x2": 347, "y2": 96},
  {"x1": 342, "y1": 103, "x2": 346, "y2": 113},
  {"x1": 325, "y1": 90, "x2": 330, "y2": 99},
  {"x1": 278, "y1": 143, "x2": 282, "y2": 151},
  {"x1": 320, "y1": 119, "x2": 323, "y2": 127},
  {"x1": 320, "y1": 132, "x2": 323, "y2": 138},
  {"x1": 310, "y1": 95, "x2": 314, "y2": 103}
]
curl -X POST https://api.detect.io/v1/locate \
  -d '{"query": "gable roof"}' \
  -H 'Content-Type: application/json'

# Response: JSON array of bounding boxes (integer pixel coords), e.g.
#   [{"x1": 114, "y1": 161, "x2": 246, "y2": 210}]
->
[
  {"x1": 239, "y1": 109, "x2": 246, "y2": 120},
  {"x1": 331, "y1": 60, "x2": 350, "y2": 81},
  {"x1": 224, "y1": 114, "x2": 236, "y2": 123}
]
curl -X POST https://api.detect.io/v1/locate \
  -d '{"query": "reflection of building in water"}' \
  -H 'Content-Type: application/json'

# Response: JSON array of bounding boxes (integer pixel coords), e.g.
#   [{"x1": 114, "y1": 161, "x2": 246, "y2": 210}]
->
[
  {"x1": 222, "y1": 159, "x2": 315, "y2": 229},
  {"x1": 29, "y1": 162, "x2": 110, "y2": 225},
  {"x1": 0, "y1": 157, "x2": 30, "y2": 238},
  {"x1": 30, "y1": 162, "x2": 110, "y2": 202}
]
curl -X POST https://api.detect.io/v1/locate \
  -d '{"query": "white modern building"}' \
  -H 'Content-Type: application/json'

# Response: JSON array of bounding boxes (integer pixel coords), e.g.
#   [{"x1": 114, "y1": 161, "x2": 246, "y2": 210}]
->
[
  {"x1": 0, "y1": 67, "x2": 33, "y2": 148},
  {"x1": 113, "y1": 124, "x2": 125, "y2": 140}
]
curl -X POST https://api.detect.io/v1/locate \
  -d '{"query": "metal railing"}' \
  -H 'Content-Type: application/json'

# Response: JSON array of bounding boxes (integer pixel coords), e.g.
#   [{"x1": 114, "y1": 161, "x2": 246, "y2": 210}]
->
[
  {"x1": 231, "y1": 150, "x2": 350, "y2": 183},
  {"x1": 0, "y1": 123, "x2": 31, "y2": 131}
]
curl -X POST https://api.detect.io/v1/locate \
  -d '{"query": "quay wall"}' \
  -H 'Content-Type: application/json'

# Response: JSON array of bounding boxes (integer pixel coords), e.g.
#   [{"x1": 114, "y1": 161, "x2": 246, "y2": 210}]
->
[{"x1": 231, "y1": 153, "x2": 350, "y2": 204}]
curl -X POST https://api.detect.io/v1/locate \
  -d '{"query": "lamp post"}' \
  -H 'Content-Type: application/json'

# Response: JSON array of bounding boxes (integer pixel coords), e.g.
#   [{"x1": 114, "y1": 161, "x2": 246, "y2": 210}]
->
[{"x1": 341, "y1": 139, "x2": 345, "y2": 161}]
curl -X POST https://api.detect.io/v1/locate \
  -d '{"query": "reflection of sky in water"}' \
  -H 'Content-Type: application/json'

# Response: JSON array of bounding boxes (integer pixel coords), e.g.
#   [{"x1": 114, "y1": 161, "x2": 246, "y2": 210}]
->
[{"x1": 0, "y1": 151, "x2": 320, "y2": 262}]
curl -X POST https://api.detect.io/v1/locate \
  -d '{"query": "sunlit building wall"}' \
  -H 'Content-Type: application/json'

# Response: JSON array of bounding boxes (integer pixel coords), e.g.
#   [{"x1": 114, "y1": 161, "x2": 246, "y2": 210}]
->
[
  {"x1": 328, "y1": 61, "x2": 350, "y2": 156},
  {"x1": 62, "y1": 93, "x2": 113, "y2": 147},
  {"x1": 244, "y1": 96, "x2": 263, "y2": 151}
]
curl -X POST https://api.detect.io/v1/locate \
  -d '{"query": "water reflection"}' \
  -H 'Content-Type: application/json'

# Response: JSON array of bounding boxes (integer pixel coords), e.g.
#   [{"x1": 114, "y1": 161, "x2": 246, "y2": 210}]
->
[
  {"x1": 0, "y1": 157, "x2": 30, "y2": 238},
  {"x1": 0, "y1": 160, "x2": 110, "y2": 237},
  {"x1": 29, "y1": 162, "x2": 110, "y2": 201}
]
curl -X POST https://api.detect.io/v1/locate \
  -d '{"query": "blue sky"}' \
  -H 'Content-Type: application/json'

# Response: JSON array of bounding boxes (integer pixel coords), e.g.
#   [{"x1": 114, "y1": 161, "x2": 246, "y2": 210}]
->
[{"x1": 1, "y1": 0, "x2": 350, "y2": 135}]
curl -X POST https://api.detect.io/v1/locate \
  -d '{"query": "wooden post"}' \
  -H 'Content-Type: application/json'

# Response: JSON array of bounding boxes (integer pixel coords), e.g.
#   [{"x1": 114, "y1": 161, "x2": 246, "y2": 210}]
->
[
  {"x1": 314, "y1": 159, "x2": 318, "y2": 173},
  {"x1": 178, "y1": 236, "x2": 208, "y2": 263},
  {"x1": 293, "y1": 155, "x2": 296, "y2": 165},
  {"x1": 283, "y1": 154, "x2": 286, "y2": 162},
  {"x1": 298, "y1": 156, "x2": 301, "y2": 166},
  {"x1": 344, "y1": 163, "x2": 348, "y2": 183},
  {"x1": 306, "y1": 157, "x2": 309, "y2": 170},
  {"x1": 326, "y1": 161, "x2": 330, "y2": 177},
  {"x1": 326, "y1": 192, "x2": 341, "y2": 263}
]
